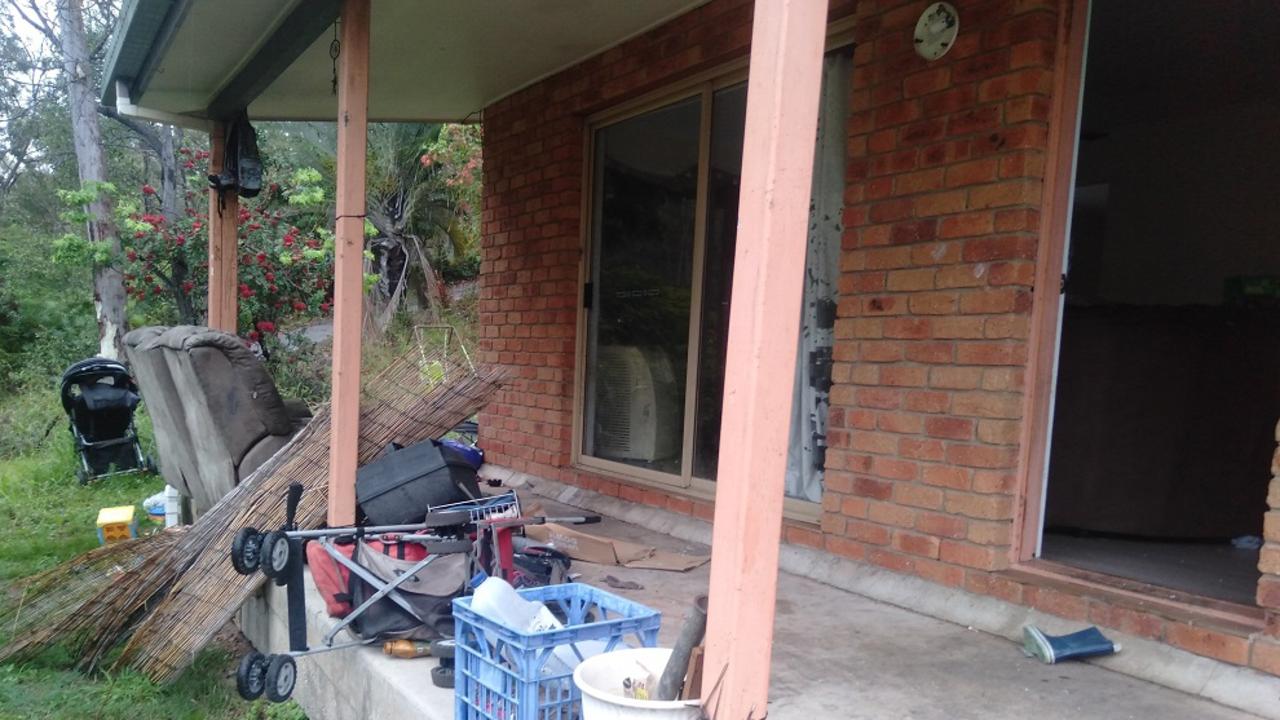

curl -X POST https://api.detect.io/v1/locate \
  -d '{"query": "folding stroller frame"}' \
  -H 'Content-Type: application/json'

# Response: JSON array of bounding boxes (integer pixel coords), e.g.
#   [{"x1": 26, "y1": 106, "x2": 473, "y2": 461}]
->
[{"x1": 229, "y1": 484, "x2": 599, "y2": 703}]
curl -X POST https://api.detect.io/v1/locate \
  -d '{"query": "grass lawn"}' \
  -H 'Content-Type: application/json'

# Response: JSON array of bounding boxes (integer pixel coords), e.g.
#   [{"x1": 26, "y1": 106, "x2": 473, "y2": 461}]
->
[{"x1": 0, "y1": 391, "x2": 306, "y2": 720}]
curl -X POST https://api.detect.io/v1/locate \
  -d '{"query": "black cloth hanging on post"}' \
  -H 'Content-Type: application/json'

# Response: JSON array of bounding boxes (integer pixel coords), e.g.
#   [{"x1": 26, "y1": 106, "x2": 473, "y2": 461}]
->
[{"x1": 208, "y1": 112, "x2": 263, "y2": 199}]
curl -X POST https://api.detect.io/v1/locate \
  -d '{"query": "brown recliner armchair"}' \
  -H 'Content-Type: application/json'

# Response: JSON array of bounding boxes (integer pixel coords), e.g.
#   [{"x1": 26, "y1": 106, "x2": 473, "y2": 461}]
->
[{"x1": 123, "y1": 326, "x2": 311, "y2": 513}]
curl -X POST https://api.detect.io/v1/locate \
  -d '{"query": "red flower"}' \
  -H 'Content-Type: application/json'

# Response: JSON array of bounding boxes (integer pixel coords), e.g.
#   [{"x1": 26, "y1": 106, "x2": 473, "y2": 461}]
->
[
  {"x1": 248, "y1": 330, "x2": 261, "y2": 342},
  {"x1": 283, "y1": 236, "x2": 295, "y2": 247},
  {"x1": 239, "y1": 284, "x2": 254, "y2": 298},
  {"x1": 134, "y1": 230, "x2": 146, "y2": 239},
  {"x1": 264, "y1": 272, "x2": 276, "y2": 282},
  {"x1": 182, "y1": 281, "x2": 194, "y2": 292},
  {"x1": 292, "y1": 300, "x2": 307, "y2": 312},
  {"x1": 248, "y1": 222, "x2": 262, "y2": 231},
  {"x1": 142, "y1": 184, "x2": 156, "y2": 196},
  {"x1": 256, "y1": 320, "x2": 276, "y2": 333},
  {"x1": 268, "y1": 284, "x2": 278, "y2": 292},
  {"x1": 241, "y1": 254, "x2": 254, "y2": 265},
  {"x1": 256, "y1": 252, "x2": 267, "y2": 263},
  {"x1": 320, "y1": 302, "x2": 331, "y2": 314},
  {"x1": 126, "y1": 250, "x2": 138, "y2": 261},
  {"x1": 175, "y1": 236, "x2": 185, "y2": 246}
]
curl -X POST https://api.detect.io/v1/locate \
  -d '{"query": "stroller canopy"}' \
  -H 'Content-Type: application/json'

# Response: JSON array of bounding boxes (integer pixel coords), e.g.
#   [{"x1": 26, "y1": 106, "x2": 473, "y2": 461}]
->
[{"x1": 60, "y1": 358, "x2": 138, "y2": 414}]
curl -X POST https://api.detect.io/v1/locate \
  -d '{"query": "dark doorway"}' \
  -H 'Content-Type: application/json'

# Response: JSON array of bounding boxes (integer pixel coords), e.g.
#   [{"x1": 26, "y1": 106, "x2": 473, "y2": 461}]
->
[{"x1": 1040, "y1": 1, "x2": 1280, "y2": 605}]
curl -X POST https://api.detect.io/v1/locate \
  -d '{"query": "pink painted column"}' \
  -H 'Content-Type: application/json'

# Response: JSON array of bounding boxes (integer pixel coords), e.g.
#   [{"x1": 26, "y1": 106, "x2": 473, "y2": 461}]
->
[
  {"x1": 328, "y1": 0, "x2": 370, "y2": 526},
  {"x1": 700, "y1": 0, "x2": 830, "y2": 716}
]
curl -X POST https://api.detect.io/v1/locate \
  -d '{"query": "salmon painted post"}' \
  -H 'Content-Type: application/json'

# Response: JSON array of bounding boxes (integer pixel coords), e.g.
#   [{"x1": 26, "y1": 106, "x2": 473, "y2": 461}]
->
[
  {"x1": 205, "y1": 121, "x2": 238, "y2": 333},
  {"x1": 328, "y1": 0, "x2": 370, "y2": 526},
  {"x1": 700, "y1": 0, "x2": 830, "y2": 716}
]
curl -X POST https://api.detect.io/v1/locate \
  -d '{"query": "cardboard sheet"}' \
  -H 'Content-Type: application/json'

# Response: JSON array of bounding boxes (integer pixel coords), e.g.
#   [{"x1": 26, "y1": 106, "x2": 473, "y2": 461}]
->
[{"x1": 524, "y1": 523, "x2": 709, "y2": 572}]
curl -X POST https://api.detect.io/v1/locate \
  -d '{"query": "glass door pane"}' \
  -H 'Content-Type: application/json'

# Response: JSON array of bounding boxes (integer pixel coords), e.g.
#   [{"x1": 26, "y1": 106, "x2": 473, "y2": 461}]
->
[
  {"x1": 692, "y1": 83, "x2": 747, "y2": 480},
  {"x1": 582, "y1": 97, "x2": 701, "y2": 476}
]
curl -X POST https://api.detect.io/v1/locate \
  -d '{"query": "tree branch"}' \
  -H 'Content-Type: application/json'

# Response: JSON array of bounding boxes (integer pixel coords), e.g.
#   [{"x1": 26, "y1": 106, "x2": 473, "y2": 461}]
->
[
  {"x1": 96, "y1": 103, "x2": 164, "y2": 156},
  {"x1": 10, "y1": 0, "x2": 59, "y2": 47}
]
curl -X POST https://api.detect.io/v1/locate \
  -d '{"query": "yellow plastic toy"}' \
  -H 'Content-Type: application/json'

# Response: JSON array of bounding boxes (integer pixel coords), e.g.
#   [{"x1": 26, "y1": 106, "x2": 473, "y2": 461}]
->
[{"x1": 96, "y1": 505, "x2": 138, "y2": 544}]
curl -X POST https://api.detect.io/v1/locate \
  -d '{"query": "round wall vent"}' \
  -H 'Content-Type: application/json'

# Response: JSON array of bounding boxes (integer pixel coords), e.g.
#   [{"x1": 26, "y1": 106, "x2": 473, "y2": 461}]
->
[{"x1": 914, "y1": 2, "x2": 960, "y2": 61}]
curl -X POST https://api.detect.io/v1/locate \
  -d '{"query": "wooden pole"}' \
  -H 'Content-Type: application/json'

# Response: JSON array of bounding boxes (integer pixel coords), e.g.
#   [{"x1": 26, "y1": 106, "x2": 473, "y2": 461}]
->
[
  {"x1": 700, "y1": 0, "x2": 829, "y2": 716},
  {"x1": 205, "y1": 121, "x2": 238, "y2": 333},
  {"x1": 328, "y1": 0, "x2": 370, "y2": 526}
]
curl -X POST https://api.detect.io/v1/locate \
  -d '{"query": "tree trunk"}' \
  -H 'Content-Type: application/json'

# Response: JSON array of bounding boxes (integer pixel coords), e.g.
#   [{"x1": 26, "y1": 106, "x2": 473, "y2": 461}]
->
[
  {"x1": 158, "y1": 125, "x2": 196, "y2": 324},
  {"x1": 57, "y1": 0, "x2": 126, "y2": 359}
]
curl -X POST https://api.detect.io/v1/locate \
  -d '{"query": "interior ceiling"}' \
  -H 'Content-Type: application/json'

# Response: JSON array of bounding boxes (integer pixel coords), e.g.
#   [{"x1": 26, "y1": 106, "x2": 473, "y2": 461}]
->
[
  {"x1": 1081, "y1": 0, "x2": 1280, "y2": 133},
  {"x1": 138, "y1": 0, "x2": 708, "y2": 122}
]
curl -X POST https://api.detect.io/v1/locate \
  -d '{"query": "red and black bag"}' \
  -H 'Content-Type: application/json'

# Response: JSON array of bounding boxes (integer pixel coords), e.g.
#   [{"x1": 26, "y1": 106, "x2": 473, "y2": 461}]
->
[{"x1": 305, "y1": 538, "x2": 432, "y2": 619}]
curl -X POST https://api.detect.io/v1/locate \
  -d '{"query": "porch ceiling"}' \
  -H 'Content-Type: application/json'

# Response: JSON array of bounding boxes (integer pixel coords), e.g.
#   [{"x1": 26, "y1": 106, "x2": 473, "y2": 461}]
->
[{"x1": 103, "y1": 0, "x2": 710, "y2": 124}]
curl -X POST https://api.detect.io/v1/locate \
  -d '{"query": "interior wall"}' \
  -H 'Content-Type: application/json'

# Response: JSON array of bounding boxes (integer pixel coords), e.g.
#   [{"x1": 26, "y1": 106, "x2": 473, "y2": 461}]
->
[{"x1": 1070, "y1": 100, "x2": 1280, "y2": 306}]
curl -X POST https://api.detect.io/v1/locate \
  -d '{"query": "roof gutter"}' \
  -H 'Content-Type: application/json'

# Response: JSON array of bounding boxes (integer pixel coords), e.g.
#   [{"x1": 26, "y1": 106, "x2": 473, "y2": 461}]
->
[{"x1": 114, "y1": 80, "x2": 212, "y2": 132}]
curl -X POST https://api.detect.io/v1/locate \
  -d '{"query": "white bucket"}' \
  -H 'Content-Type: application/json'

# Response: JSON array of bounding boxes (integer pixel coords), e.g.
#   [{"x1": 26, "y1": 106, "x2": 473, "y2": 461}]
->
[{"x1": 573, "y1": 648, "x2": 702, "y2": 720}]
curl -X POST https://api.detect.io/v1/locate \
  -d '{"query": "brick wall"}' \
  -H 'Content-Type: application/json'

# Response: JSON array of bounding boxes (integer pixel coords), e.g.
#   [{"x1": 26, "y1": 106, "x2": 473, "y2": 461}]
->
[
  {"x1": 822, "y1": 0, "x2": 1053, "y2": 583},
  {"x1": 1261, "y1": 423, "x2": 1280, "y2": 632},
  {"x1": 478, "y1": 0, "x2": 1279, "y2": 676},
  {"x1": 478, "y1": 0, "x2": 853, "y2": 517}
]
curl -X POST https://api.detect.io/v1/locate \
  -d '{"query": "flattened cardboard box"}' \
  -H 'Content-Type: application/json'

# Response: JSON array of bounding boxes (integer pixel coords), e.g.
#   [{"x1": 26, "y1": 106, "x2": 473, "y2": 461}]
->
[{"x1": 524, "y1": 523, "x2": 709, "y2": 571}]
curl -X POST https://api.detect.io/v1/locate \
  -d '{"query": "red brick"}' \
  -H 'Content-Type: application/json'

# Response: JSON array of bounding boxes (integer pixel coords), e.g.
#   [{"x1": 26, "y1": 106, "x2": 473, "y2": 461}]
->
[
  {"x1": 965, "y1": 570, "x2": 1024, "y2": 604},
  {"x1": 913, "y1": 190, "x2": 967, "y2": 217},
  {"x1": 956, "y1": 341, "x2": 1027, "y2": 365},
  {"x1": 947, "y1": 443, "x2": 1019, "y2": 469},
  {"x1": 953, "y1": 392, "x2": 1023, "y2": 419},
  {"x1": 916, "y1": 510, "x2": 968, "y2": 538},
  {"x1": 1252, "y1": 638, "x2": 1280, "y2": 676},
  {"x1": 825, "y1": 534, "x2": 867, "y2": 561},
  {"x1": 905, "y1": 390, "x2": 950, "y2": 413},
  {"x1": 909, "y1": 292, "x2": 959, "y2": 315},
  {"x1": 872, "y1": 456, "x2": 919, "y2": 481},
  {"x1": 1025, "y1": 586, "x2": 1090, "y2": 622},
  {"x1": 784, "y1": 524, "x2": 824, "y2": 549},
  {"x1": 938, "y1": 212, "x2": 995, "y2": 239},
  {"x1": 894, "y1": 482, "x2": 944, "y2": 510},
  {"x1": 905, "y1": 342, "x2": 954, "y2": 364},
  {"x1": 925, "y1": 416, "x2": 975, "y2": 440},
  {"x1": 968, "y1": 180, "x2": 1041, "y2": 209},
  {"x1": 890, "y1": 219, "x2": 939, "y2": 245},
  {"x1": 921, "y1": 464, "x2": 972, "y2": 490},
  {"x1": 877, "y1": 411, "x2": 924, "y2": 434},
  {"x1": 869, "y1": 500, "x2": 917, "y2": 528},
  {"x1": 940, "y1": 539, "x2": 1001, "y2": 570},
  {"x1": 846, "y1": 519, "x2": 893, "y2": 546},
  {"x1": 930, "y1": 366, "x2": 983, "y2": 389},
  {"x1": 884, "y1": 317, "x2": 932, "y2": 339},
  {"x1": 904, "y1": 67, "x2": 951, "y2": 97},
  {"x1": 894, "y1": 530, "x2": 942, "y2": 558},
  {"x1": 1166, "y1": 624, "x2": 1251, "y2": 666},
  {"x1": 1088, "y1": 602, "x2": 1166, "y2": 641},
  {"x1": 945, "y1": 491, "x2": 1014, "y2": 520},
  {"x1": 947, "y1": 106, "x2": 1003, "y2": 137},
  {"x1": 973, "y1": 469, "x2": 1017, "y2": 494}
]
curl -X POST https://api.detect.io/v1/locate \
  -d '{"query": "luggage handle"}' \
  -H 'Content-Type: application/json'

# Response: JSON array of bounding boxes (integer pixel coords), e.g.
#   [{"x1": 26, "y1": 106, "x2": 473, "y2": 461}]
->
[{"x1": 285, "y1": 482, "x2": 304, "y2": 531}]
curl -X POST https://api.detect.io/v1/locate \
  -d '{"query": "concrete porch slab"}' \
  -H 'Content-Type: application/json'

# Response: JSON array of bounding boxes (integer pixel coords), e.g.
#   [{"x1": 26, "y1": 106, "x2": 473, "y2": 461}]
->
[{"x1": 240, "y1": 483, "x2": 1271, "y2": 720}]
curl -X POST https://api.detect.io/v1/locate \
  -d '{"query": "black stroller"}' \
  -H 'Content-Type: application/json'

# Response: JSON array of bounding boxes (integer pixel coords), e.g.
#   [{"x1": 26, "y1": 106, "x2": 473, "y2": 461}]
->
[{"x1": 60, "y1": 358, "x2": 152, "y2": 484}]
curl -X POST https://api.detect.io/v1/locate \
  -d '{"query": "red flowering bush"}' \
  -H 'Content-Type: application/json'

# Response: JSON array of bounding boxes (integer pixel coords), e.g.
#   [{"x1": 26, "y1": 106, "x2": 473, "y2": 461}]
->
[{"x1": 120, "y1": 156, "x2": 335, "y2": 341}]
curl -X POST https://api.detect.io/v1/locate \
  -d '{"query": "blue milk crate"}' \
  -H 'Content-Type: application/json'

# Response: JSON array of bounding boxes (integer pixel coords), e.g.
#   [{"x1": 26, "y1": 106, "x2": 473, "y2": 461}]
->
[{"x1": 453, "y1": 583, "x2": 661, "y2": 720}]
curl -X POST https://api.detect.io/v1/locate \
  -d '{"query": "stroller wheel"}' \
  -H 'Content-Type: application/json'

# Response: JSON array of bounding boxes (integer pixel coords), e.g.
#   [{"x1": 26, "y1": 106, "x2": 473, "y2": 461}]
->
[
  {"x1": 260, "y1": 531, "x2": 293, "y2": 581},
  {"x1": 75, "y1": 468, "x2": 89, "y2": 485},
  {"x1": 235, "y1": 651, "x2": 268, "y2": 700},
  {"x1": 264, "y1": 654, "x2": 297, "y2": 703},
  {"x1": 429, "y1": 638, "x2": 456, "y2": 660},
  {"x1": 431, "y1": 663, "x2": 455, "y2": 689},
  {"x1": 231, "y1": 527, "x2": 264, "y2": 575}
]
